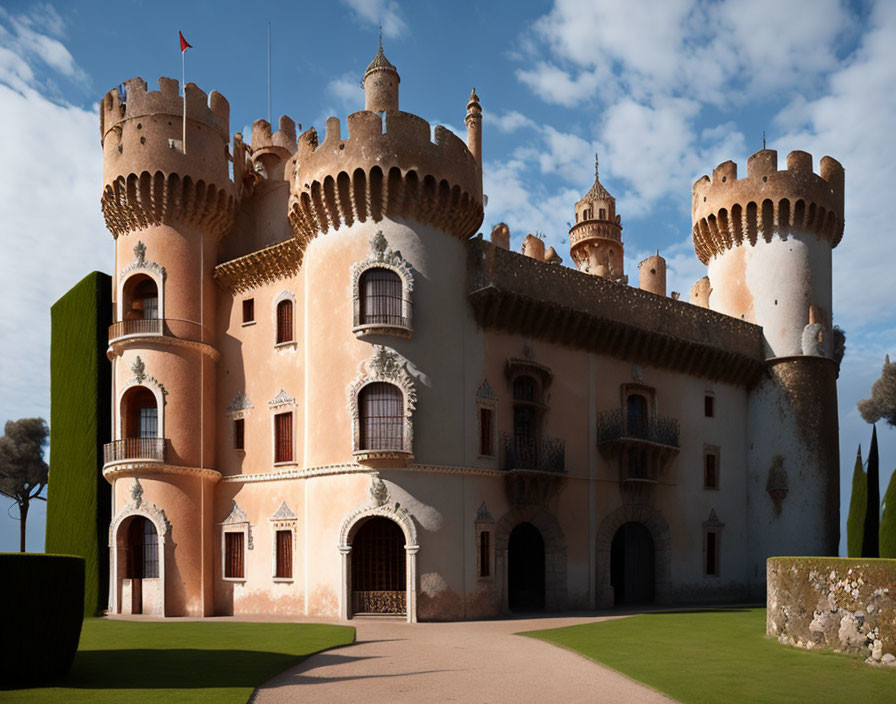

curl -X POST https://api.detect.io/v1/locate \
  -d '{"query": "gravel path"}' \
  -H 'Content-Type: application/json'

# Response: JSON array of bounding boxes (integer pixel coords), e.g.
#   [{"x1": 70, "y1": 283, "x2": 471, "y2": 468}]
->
[{"x1": 251, "y1": 614, "x2": 677, "y2": 704}]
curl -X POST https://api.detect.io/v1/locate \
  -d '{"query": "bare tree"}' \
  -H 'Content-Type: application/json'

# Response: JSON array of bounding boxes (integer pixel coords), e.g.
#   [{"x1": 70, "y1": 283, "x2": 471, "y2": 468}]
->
[
  {"x1": 0, "y1": 418, "x2": 49, "y2": 552},
  {"x1": 858, "y1": 355, "x2": 896, "y2": 426}
]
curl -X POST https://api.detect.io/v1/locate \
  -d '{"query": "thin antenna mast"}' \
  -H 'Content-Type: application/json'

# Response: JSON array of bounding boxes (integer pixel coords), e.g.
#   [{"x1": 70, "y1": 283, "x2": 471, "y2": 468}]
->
[{"x1": 267, "y1": 22, "x2": 272, "y2": 124}]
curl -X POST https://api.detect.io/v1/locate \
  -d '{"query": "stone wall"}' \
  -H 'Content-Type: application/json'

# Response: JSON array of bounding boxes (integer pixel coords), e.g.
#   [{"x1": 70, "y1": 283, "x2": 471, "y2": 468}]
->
[{"x1": 767, "y1": 557, "x2": 896, "y2": 665}]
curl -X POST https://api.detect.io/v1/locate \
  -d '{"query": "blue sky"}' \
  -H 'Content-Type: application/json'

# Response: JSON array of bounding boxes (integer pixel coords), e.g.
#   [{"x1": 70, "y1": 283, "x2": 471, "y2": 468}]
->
[{"x1": 0, "y1": 0, "x2": 894, "y2": 554}]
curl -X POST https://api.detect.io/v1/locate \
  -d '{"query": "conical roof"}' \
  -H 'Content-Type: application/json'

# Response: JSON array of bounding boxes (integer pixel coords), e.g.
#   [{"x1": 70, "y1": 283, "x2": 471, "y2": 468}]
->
[
  {"x1": 365, "y1": 38, "x2": 397, "y2": 76},
  {"x1": 578, "y1": 154, "x2": 614, "y2": 205}
]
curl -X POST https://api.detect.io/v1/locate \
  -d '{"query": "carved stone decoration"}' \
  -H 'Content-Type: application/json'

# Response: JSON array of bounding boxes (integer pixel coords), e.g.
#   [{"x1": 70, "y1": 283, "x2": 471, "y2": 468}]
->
[
  {"x1": 270, "y1": 501, "x2": 297, "y2": 522},
  {"x1": 227, "y1": 391, "x2": 254, "y2": 413},
  {"x1": 122, "y1": 358, "x2": 168, "y2": 403},
  {"x1": 348, "y1": 346, "x2": 417, "y2": 462},
  {"x1": 632, "y1": 363, "x2": 644, "y2": 383},
  {"x1": 268, "y1": 389, "x2": 296, "y2": 409},
  {"x1": 476, "y1": 501, "x2": 493, "y2": 523},
  {"x1": 766, "y1": 456, "x2": 789, "y2": 516},
  {"x1": 370, "y1": 476, "x2": 388, "y2": 506},
  {"x1": 120, "y1": 240, "x2": 167, "y2": 281},
  {"x1": 350, "y1": 231, "x2": 415, "y2": 295},
  {"x1": 221, "y1": 500, "x2": 253, "y2": 549},
  {"x1": 703, "y1": 508, "x2": 725, "y2": 530},
  {"x1": 131, "y1": 478, "x2": 144, "y2": 506},
  {"x1": 131, "y1": 356, "x2": 146, "y2": 382},
  {"x1": 476, "y1": 379, "x2": 497, "y2": 401}
]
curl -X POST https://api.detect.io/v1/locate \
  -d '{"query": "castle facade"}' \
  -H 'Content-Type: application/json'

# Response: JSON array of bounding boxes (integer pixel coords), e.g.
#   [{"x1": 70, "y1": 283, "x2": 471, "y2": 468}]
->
[{"x1": 99, "y1": 45, "x2": 843, "y2": 620}]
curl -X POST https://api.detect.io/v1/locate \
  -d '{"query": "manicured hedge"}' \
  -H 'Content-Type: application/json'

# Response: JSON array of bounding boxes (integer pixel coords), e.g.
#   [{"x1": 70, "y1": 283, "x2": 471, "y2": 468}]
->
[
  {"x1": 0, "y1": 553, "x2": 85, "y2": 684},
  {"x1": 47, "y1": 271, "x2": 112, "y2": 616}
]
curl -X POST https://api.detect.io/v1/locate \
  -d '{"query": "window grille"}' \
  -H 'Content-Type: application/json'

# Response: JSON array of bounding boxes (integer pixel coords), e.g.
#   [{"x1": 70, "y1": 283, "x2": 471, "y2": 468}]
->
[
  {"x1": 143, "y1": 519, "x2": 159, "y2": 578},
  {"x1": 360, "y1": 268, "x2": 404, "y2": 326},
  {"x1": 126, "y1": 517, "x2": 158, "y2": 578},
  {"x1": 276, "y1": 299, "x2": 293, "y2": 343},
  {"x1": 352, "y1": 518, "x2": 405, "y2": 591},
  {"x1": 359, "y1": 383, "x2": 403, "y2": 451},
  {"x1": 513, "y1": 375, "x2": 537, "y2": 402},
  {"x1": 138, "y1": 407, "x2": 158, "y2": 439},
  {"x1": 233, "y1": 418, "x2": 245, "y2": 450},
  {"x1": 225, "y1": 532, "x2": 244, "y2": 579},
  {"x1": 275, "y1": 530, "x2": 292, "y2": 579},
  {"x1": 275, "y1": 412, "x2": 293, "y2": 463}
]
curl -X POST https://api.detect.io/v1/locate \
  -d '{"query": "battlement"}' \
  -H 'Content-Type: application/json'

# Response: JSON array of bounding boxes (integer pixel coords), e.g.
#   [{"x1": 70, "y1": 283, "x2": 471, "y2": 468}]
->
[
  {"x1": 692, "y1": 149, "x2": 844, "y2": 264},
  {"x1": 251, "y1": 115, "x2": 297, "y2": 157},
  {"x1": 100, "y1": 77, "x2": 229, "y2": 143},
  {"x1": 289, "y1": 109, "x2": 483, "y2": 244}
]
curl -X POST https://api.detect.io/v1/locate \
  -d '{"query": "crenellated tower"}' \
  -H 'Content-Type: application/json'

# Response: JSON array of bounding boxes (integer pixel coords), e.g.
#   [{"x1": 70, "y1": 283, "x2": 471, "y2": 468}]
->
[
  {"x1": 692, "y1": 148, "x2": 844, "y2": 594},
  {"x1": 100, "y1": 77, "x2": 235, "y2": 617},
  {"x1": 569, "y1": 156, "x2": 625, "y2": 282}
]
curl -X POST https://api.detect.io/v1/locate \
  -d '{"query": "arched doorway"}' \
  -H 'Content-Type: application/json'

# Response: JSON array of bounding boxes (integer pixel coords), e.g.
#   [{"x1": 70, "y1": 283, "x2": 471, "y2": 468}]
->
[
  {"x1": 508, "y1": 522, "x2": 545, "y2": 611},
  {"x1": 351, "y1": 517, "x2": 406, "y2": 616},
  {"x1": 610, "y1": 522, "x2": 654, "y2": 605},
  {"x1": 121, "y1": 516, "x2": 159, "y2": 615}
]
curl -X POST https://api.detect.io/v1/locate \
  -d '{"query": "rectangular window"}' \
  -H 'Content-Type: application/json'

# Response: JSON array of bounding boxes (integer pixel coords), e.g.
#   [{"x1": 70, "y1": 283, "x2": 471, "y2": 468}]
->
[
  {"x1": 233, "y1": 418, "x2": 245, "y2": 450},
  {"x1": 225, "y1": 532, "x2": 244, "y2": 579},
  {"x1": 705, "y1": 394, "x2": 715, "y2": 417},
  {"x1": 479, "y1": 407, "x2": 493, "y2": 456},
  {"x1": 479, "y1": 531, "x2": 490, "y2": 578},
  {"x1": 138, "y1": 407, "x2": 158, "y2": 439},
  {"x1": 275, "y1": 412, "x2": 293, "y2": 463},
  {"x1": 275, "y1": 529, "x2": 293, "y2": 579},
  {"x1": 706, "y1": 531, "x2": 719, "y2": 575},
  {"x1": 704, "y1": 449, "x2": 719, "y2": 489},
  {"x1": 277, "y1": 300, "x2": 294, "y2": 343},
  {"x1": 242, "y1": 298, "x2": 255, "y2": 324},
  {"x1": 143, "y1": 296, "x2": 159, "y2": 320},
  {"x1": 143, "y1": 521, "x2": 159, "y2": 578}
]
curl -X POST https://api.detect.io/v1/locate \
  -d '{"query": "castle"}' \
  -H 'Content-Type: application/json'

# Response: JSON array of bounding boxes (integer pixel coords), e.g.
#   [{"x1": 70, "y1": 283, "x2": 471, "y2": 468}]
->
[{"x1": 97, "y1": 44, "x2": 843, "y2": 620}]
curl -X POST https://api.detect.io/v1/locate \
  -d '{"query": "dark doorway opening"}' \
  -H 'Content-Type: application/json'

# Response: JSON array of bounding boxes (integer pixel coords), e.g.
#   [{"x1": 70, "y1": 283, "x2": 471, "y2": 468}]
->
[
  {"x1": 125, "y1": 516, "x2": 158, "y2": 614},
  {"x1": 508, "y1": 522, "x2": 545, "y2": 611},
  {"x1": 610, "y1": 522, "x2": 655, "y2": 605},
  {"x1": 351, "y1": 517, "x2": 406, "y2": 615}
]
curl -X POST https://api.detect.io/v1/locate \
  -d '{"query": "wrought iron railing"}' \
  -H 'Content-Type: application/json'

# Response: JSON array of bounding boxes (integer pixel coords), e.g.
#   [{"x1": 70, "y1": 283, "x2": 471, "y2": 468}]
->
[
  {"x1": 109, "y1": 318, "x2": 207, "y2": 344},
  {"x1": 103, "y1": 438, "x2": 168, "y2": 464},
  {"x1": 502, "y1": 434, "x2": 565, "y2": 473},
  {"x1": 596, "y1": 409, "x2": 680, "y2": 448},
  {"x1": 352, "y1": 296, "x2": 413, "y2": 330}
]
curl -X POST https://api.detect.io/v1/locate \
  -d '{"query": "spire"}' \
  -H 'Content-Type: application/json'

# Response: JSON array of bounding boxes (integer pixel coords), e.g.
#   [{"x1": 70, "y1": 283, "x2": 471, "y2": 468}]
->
[
  {"x1": 595, "y1": 153, "x2": 599, "y2": 180},
  {"x1": 467, "y1": 87, "x2": 481, "y2": 112},
  {"x1": 364, "y1": 35, "x2": 397, "y2": 76},
  {"x1": 581, "y1": 152, "x2": 613, "y2": 203}
]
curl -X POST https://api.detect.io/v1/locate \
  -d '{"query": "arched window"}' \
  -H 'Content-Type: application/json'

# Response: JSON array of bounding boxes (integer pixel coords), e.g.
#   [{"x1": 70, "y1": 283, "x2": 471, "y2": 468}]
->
[
  {"x1": 276, "y1": 299, "x2": 293, "y2": 344},
  {"x1": 359, "y1": 268, "x2": 403, "y2": 326},
  {"x1": 126, "y1": 516, "x2": 159, "y2": 579},
  {"x1": 359, "y1": 382, "x2": 403, "y2": 451},
  {"x1": 122, "y1": 274, "x2": 159, "y2": 324},
  {"x1": 122, "y1": 386, "x2": 158, "y2": 439},
  {"x1": 626, "y1": 394, "x2": 648, "y2": 439}
]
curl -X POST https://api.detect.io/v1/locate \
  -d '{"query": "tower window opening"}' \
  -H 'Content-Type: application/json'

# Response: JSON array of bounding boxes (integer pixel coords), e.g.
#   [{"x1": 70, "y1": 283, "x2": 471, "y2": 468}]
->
[
  {"x1": 479, "y1": 530, "x2": 491, "y2": 577},
  {"x1": 479, "y1": 407, "x2": 494, "y2": 456},
  {"x1": 275, "y1": 412, "x2": 293, "y2": 463},
  {"x1": 242, "y1": 298, "x2": 255, "y2": 324},
  {"x1": 276, "y1": 299, "x2": 294, "y2": 344},
  {"x1": 626, "y1": 394, "x2": 648, "y2": 439},
  {"x1": 275, "y1": 529, "x2": 293, "y2": 579},
  {"x1": 126, "y1": 517, "x2": 158, "y2": 579},
  {"x1": 706, "y1": 531, "x2": 719, "y2": 575},
  {"x1": 704, "y1": 448, "x2": 720, "y2": 490},
  {"x1": 359, "y1": 268, "x2": 404, "y2": 326},
  {"x1": 224, "y1": 532, "x2": 245, "y2": 579},
  {"x1": 705, "y1": 394, "x2": 715, "y2": 417},
  {"x1": 599, "y1": 208, "x2": 606, "y2": 219},
  {"x1": 359, "y1": 382, "x2": 404, "y2": 451},
  {"x1": 233, "y1": 418, "x2": 245, "y2": 450}
]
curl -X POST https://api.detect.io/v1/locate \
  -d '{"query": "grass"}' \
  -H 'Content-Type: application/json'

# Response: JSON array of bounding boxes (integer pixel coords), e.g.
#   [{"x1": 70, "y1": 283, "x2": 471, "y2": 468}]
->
[
  {"x1": 3, "y1": 618, "x2": 355, "y2": 703},
  {"x1": 523, "y1": 607, "x2": 895, "y2": 704}
]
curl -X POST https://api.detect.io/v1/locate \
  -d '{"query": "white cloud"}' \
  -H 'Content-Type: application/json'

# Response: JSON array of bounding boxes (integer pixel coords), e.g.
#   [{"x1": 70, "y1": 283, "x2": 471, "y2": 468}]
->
[
  {"x1": 516, "y1": 62, "x2": 601, "y2": 108},
  {"x1": 340, "y1": 0, "x2": 407, "y2": 39},
  {"x1": 327, "y1": 71, "x2": 364, "y2": 109},
  {"x1": 485, "y1": 110, "x2": 537, "y2": 133},
  {"x1": 0, "y1": 4, "x2": 88, "y2": 86}
]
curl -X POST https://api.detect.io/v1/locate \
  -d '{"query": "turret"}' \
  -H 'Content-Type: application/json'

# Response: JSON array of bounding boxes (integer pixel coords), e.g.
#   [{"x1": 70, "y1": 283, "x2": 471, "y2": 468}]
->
[
  {"x1": 465, "y1": 88, "x2": 482, "y2": 169},
  {"x1": 638, "y1": 253, "x2": 666, "y2": 296},
  {"x1": 568, "y1": 155, "x2": 624, "y2": 281},
  {"x1": 362, "y1": 38, "x2": 400, "y2": 113}
]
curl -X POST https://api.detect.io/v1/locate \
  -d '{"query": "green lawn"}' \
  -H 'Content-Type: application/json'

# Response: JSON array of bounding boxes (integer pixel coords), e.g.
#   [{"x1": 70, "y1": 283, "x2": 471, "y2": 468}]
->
[
  {"x1": 3, "y1": 618, "x2": 355, "y2": 703},
  {"x1": 524, "y1": 608, "x2": 894, "y2": 704}
]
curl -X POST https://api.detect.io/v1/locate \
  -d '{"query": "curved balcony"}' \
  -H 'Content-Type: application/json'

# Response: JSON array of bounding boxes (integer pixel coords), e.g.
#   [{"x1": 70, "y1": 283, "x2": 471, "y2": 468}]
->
[
  {"x1": 501, "y1": 434, "x2": 565, "y2": 473},
  {"x1": 103, "y1": 437, "x2": 168, "y2": 464},
  {"x1": 109, "y1": 318, "x2": 208, "y2": 344},
  {"x1": 596, "y1": 409, "x2": 680, "y2": 448},
  {"x1": 352, "y1": 297, "x2": 413, "y2": 339}
]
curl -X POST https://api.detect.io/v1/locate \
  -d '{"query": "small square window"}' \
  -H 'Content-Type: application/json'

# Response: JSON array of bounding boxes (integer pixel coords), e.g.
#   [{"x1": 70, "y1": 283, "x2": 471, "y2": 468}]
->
[
  {"x1": 479, "y1": 407, "x2": 494, "y2": 456},
  {"x1": 242, "y1": 298, "x2": 255, "y2": 324},
  {"x1": 233, "y1": 418, "x2": 245, "y2": 451},
  {"x1": 704, "y1": 450, "x2": 719, "y2": 489},
  {"x1": 705, "y1": 394, "x2": 714, "y2": 417}
]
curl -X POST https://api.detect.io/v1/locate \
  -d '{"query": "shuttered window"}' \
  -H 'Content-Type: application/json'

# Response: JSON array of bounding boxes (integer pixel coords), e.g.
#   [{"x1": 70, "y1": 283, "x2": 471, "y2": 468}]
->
[
  {"x1": 276, "y1": 300, "x2": 293, "y2": 343},
  {"x1": 360, "y1": 268, "x2": 403, "y2": 325},
  {"x1": 275, "y1": 530, "x2": 293, "y2": 579},
  {"x1": 275, "y1": 412, "x2": 293, "y2": 463},
  {"x1": 225, "y1": 532, "x2": 244, "y2": 579},
  {"x1": 359, "y1": 383, "x2": 403, "y2": 450}
]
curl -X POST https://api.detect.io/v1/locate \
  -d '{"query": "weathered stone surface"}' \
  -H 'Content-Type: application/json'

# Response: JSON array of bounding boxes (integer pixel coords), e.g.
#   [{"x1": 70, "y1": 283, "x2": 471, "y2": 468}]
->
[{"x1": 767, "y1": 557, "x2": 896, "y2": 664}]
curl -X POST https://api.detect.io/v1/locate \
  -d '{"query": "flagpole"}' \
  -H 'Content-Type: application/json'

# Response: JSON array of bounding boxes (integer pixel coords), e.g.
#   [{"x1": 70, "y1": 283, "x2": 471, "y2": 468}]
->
[{"x1": 182, "y1": 48, "x2": 187, "y2": 154}]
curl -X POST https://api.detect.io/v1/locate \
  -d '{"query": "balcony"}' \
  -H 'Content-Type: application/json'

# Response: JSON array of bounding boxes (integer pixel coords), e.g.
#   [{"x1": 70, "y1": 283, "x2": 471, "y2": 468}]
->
[
  {"x1": 103, "y1": 438, "x2": 168, "y2": 464},
  {"x1": 108, "y1": 318, "x2": 207, "y2": 345},
  {"x1": 352, "y1": 297, "x2": 413, "y2": 339},
  {"x1": 501, "y1": 434, "x2": 565, "y2": 473},
  {"x1": 596, "y1": 409, "x2": 680, "y2": 448}
]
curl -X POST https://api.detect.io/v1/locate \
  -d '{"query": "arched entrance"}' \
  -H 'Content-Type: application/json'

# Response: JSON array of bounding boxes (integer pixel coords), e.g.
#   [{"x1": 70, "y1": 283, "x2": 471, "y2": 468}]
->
[
  {"x1": 508, "y1": 522, "x2": 545, "y2": 611},
  {"x1": 118, "y1": 515, "x2": 159, "y2": 615},
  {"x1": 351, "y1": 517, "x2": 407, "y2": 616},
  {"x1": 610, "y1": 522, "x2": 654, "y2": 605}
]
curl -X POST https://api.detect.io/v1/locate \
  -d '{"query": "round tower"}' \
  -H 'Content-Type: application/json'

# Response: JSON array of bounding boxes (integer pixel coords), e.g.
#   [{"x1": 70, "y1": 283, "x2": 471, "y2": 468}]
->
[
  {"x1": 692, "y1": 148, "x2": 844, "y2": 593},
  {"x1": 638, "y1": 252, "x2": 666, "y2": 296},
  {"x1": 568, "y1": 155, "x2": 624, "y2": 281},
  {"x1": 100, "y1": 77, "x2": 235, "y2": 616},
  {"x1": 465, "y1": 88, "x2": 482, "y2": 169},
  {"x1": 362, "y1": 38, "x2": 400, "y2": 113}
]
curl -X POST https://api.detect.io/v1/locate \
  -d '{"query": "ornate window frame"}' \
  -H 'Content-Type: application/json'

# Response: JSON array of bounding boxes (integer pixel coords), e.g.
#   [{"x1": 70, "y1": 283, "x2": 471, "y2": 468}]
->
[
  {"x1": 227, "y1": 392, "x2": 253, "y2": 453},
  {"x1": 220, "y1": 500, "x2": 252, "y2": 582},
  {"x1": 476, "y1": 379, "x2": 498, "y2": 459},
  {"x1": 273, "y1": 290, "x2": 297, "y2": 350},
  {"x1": 118, "y1": 240, "x2": 166, "y2": 322},
  {"x1": 703, "y1": 509, "x2": 725, "y2": 577},
  {"x1": 348, "y1": 346, "x2": 417, "y2": 467},
  {"x1": 116, "y1": 356, "x2": 168, "y2": 440},
  {"x1": 269, "y1": 390, "x2": 297, "y2": 466},
  {"x1": 351, "y1": 231, "x2": 415, "y2": 339},
  {"x1": 269, "y1": 501, "x2": 298, "y2": 582}
]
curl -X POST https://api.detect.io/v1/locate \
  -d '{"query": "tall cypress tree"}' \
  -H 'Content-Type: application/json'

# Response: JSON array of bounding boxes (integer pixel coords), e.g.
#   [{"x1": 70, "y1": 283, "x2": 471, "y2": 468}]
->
[
  {"x1": 846, "y1": 445, "x2": 866, "y2": 557},
  {"x1": 880, "y1": 469, "x2": 896, "y2": 558},
  {"x1": 862, "y1": 426, "x2": 880, "y2": 558}
]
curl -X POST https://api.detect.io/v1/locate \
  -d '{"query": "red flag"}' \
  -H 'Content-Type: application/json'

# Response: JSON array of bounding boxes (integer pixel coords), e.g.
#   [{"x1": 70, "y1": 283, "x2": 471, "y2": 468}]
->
[{"x1": 179, "y1": 31, "x2": 192, "y2": 53}]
